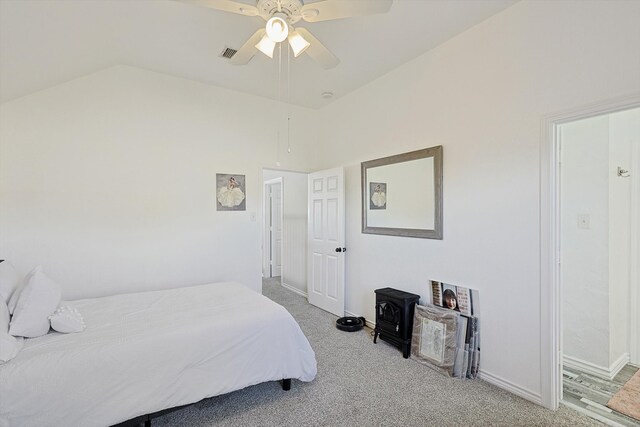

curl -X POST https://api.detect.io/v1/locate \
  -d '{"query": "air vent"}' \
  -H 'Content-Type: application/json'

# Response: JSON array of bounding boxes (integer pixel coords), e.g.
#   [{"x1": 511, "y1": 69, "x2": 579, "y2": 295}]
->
[{"x1": 220, "y1": 47, "x2": 238, "y2": 59}]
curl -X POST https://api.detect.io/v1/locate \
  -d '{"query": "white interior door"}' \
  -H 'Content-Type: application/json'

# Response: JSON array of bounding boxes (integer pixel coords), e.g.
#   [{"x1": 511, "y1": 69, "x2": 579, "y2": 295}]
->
[
  {"x1": 307, "y1": 167, "x2": 345, "y2": 316},
  {"x1": 270, "y1": 182, "x2": 282, "y2": 277}
]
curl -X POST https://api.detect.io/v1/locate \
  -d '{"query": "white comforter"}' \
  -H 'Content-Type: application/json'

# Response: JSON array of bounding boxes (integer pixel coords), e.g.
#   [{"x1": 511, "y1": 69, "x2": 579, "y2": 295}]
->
[{"x1": 0, "y1": 282, "x2": 317, "y2": 427}]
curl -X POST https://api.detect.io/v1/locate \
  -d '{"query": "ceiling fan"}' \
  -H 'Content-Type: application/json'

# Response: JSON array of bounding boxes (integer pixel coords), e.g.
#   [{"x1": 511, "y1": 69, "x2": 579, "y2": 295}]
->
[{"x1": 176, "y1": 0, "x2": 393, "y2": 69}]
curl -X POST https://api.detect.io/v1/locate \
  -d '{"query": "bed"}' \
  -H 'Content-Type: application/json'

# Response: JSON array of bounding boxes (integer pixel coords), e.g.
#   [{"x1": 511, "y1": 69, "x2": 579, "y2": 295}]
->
[{"x1": 0, "y1": 281, "x2": 317, "y2": 427}]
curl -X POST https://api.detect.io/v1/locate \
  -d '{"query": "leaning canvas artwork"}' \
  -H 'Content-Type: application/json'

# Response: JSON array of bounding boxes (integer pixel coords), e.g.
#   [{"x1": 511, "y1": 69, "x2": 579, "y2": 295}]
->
[
  {"x1": 369, "y1": 182, "x2": 387, "y2": 210},
  {"x1": 216, "y1": 174, "x2": 246, "y2": 211}
]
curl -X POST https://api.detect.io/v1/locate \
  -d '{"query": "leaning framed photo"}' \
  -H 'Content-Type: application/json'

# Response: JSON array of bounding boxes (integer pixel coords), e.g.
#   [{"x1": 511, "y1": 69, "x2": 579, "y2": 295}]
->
[{"x1": 410, "y1": 304, "x2": 459, "y2": 376}]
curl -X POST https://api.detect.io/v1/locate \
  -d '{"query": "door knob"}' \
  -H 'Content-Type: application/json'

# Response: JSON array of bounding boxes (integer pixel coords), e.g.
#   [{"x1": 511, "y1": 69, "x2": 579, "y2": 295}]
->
[{"x1": 335, "y1": 247, "x2": 347, "y2": 253}]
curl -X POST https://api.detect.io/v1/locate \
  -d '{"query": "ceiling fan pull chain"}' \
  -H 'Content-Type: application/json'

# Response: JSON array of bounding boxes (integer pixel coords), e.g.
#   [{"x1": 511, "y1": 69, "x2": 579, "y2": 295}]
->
[
  {"x1": 287, "y1": 43, "x2": 292, "y2": 154},
  {"x1": 278, "y1": 42, "x2": 282, "y2": 103},
  {"x1": 276, "y1": 43, "x2": 282, "y2": 165},
  {"x1": 276, "y1": 129, "x2": 280, "y2": 166},
  {"x1": 287, "y1": 42, "x2": 291, "y2": 106},
  {"x1": 287, "y1": 117, "x2": 291, "y2": 154}
]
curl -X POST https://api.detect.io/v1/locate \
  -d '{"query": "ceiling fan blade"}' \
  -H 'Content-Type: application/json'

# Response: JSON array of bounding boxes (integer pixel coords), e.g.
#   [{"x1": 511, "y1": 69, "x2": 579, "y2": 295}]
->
[
  {"x1": 295, "y1": 27, "x2": 339, "y2": 70},
  {"x1": 300, "y1": 0, "x2": 392, "y2": 23},
  {"x1": 229, "y1": 28, "x2": 266, "y2": 65},
  {"x1": 174, "y1": 0, "x2": 259, "y2": 17}
]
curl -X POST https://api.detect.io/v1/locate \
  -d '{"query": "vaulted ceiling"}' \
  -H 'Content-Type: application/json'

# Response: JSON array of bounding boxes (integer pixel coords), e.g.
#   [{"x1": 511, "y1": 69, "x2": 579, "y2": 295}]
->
[{"x1": 0, "y1": 0, "x2": 517, "y2": 108}]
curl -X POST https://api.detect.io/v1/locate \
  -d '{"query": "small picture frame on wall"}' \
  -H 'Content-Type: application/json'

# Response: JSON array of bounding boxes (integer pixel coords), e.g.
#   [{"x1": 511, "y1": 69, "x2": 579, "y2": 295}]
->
[
  {"x1": 216, "y1": 173, "x2": 246, "y2": 211},
  {"x1": 369, "y1": 182, "x2": 387, "y2": 210}
]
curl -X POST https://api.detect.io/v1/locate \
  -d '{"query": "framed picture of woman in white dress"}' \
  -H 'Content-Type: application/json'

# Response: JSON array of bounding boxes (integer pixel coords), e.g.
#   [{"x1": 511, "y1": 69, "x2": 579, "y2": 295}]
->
[
  {"x1": 216, "y1": 174, "x2": 246, "y2": 211},
  {"x1": 369, "y1": 182, "x2": 387, "y2": 210}
]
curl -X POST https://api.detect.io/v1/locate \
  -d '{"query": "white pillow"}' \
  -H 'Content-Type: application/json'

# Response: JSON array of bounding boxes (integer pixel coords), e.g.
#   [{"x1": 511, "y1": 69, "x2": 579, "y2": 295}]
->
[
  {"x1": 49, "y1": 305, "x2": 85, "y2": 333},
  {"x1": 7, "y1": 264, "x2": 40, "y2": 314},
  {"x1": 0, "y1": 300, "x2": 24, "y2": 364},
  {"x1": 0, "y1": 261, "x2": 21, "y2": 306},
  {"x1": 9, "y1": 267, "x2": 61, "y2": 338}
]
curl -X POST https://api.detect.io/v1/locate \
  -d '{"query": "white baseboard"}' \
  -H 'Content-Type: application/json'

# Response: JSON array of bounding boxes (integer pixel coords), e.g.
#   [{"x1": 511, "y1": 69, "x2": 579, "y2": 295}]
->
[
  {"x1": 281, "y1": 282, "x2": 308, "y2": 298},
  {"x1": 344, "y1": 310, "x2": 376, "y2": 329},
  {"x1": 609, "y1": 353, "x2": 630, "y2": 379},
  {"x1": 563, "y1": 353, "x2": 629, "y2": 381},
  {"x1": 479, "y1": 370, "x2": 543, "y2": 406}
]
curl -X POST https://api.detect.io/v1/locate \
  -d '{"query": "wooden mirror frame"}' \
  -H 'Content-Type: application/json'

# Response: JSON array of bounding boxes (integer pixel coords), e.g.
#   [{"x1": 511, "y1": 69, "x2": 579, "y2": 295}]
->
[{"x1": 361, "y1": 145, "x2": 443, "y2": 239}]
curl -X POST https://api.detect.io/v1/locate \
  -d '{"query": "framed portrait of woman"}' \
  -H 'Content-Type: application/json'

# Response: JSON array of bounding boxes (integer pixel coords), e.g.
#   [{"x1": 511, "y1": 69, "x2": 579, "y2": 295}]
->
[{"x1": 369, "y1": 182, "x2": 387, "y2": 210}]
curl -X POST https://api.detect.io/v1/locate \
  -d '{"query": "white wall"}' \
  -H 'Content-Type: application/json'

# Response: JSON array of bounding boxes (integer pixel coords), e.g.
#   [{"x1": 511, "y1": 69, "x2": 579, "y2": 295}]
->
[
  {"x1": 263, "y1": 169, "x2": 308, "y2": 294},
  {"x1": 0, "y1": 65, "x2": 320, "y2": 299},
  {"x1": 561, "y1": 115, "x2": 611, "y2": 370},
  {"x1": 561, "y1": 108, "x2": 637, "y2": 376},
  {"x1": 315, "y1": 0, "x2": 640, "y2": 401}
]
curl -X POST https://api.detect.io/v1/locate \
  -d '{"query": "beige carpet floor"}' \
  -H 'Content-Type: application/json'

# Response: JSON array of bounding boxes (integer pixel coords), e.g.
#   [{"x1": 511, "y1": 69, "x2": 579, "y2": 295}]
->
[{"x1": 153, "y1": 278, "x2": 603, "y2": 426}]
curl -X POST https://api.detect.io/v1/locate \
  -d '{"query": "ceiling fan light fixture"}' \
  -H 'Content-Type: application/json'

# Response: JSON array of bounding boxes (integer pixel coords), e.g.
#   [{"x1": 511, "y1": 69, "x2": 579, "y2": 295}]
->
[
  {"x1": 255, "y1": 34, "x2": 276, "y2": 58},
  {"x1": 288, "y1": 30, "x2": 310, "y2": 57},
  {"x1": 265, "y1": 14, "x2": 289, "y2": 43}
]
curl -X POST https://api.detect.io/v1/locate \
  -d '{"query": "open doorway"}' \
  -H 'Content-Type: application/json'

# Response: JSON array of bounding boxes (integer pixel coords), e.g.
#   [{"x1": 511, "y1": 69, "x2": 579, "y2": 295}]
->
[
  {"x1": 262, "y1": 169, "x2": 309, "y2": 298},
  {"x1": 556, "y1": 106, "x2": 639, "y2": 425},
  {"x1": 264, "y1": 177, "x2": 283, "y2": 280}
]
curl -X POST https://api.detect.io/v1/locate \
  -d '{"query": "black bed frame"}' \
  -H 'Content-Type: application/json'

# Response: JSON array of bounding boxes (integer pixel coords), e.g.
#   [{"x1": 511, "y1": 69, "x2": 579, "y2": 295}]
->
[{"x1": 111, "y1": 379, "x2": 292, "y2": 427}]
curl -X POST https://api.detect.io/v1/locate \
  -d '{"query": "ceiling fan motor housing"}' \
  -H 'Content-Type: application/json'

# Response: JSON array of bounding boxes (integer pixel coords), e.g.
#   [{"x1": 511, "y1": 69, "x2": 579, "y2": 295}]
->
[{"x1": 257, "y1": 0, "x2": 304, "y2": 23}]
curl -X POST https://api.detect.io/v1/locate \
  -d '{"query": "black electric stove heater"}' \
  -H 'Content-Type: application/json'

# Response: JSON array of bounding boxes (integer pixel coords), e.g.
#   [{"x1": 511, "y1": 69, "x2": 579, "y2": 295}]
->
[{"x1": 373, "y1": 287, "x2": 420, "y2": 358}]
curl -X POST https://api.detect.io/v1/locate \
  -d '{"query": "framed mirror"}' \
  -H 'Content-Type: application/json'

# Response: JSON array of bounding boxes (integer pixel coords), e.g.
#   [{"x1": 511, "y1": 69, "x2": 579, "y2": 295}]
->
[{"x1": 361, "y1": 146, "x2": 443, "y2": 239}]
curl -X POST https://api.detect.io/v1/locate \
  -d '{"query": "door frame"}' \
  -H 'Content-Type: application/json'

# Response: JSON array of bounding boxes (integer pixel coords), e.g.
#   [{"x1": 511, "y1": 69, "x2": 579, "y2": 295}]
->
[
  {"x1": 630, "y1": 121, "x2": 640, "y2": 366},
  {"x1": 540, "y1": 92, "x2": 640, "y2": 410},
  {"x1": 263, "y1": 177, "x2": 283, "y2": 283}
]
